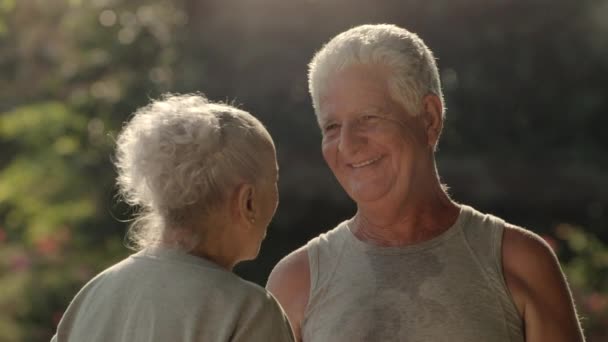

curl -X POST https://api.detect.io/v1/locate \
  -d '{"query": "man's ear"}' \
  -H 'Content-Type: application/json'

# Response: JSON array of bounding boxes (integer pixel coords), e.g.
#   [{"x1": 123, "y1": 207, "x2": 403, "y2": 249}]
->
[
  {"x1": 422, "y1": 94, "x2": 443, "y2": 149},
  {"x1": 233, "y1": 183, "x2": 256, "y2": 226}
]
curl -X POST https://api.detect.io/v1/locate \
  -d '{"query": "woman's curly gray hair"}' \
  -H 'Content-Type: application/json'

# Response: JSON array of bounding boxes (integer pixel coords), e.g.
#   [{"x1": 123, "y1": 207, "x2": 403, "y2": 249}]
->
[{"x1": 115, "y1": 93, "x2": 274, "y2": 250}]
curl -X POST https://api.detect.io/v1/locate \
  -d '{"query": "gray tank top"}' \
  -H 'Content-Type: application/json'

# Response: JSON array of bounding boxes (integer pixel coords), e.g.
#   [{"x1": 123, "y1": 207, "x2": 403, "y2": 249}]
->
[{"x1": 302, "y1": 205, "x2": 524, "y2": 342}]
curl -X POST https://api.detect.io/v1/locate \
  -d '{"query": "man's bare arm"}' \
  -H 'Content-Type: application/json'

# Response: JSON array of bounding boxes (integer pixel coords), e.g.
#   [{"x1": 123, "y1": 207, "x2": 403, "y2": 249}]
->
[
  {"x1": 503, "y1": 225, "x2": 585, "y2": 342},
  {"x1": 266, "y1": 246, "x2": 310, "y2": 342}
]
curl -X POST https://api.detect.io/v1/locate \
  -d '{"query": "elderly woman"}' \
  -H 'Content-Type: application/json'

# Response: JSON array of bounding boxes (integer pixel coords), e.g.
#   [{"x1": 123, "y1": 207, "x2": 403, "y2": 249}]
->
[
  {"x1": 267, "y1": 25, "x2": 585, "y2": 342},
  {"x1": 52, "y1": 94, "x2": 294, "y2": 342}
]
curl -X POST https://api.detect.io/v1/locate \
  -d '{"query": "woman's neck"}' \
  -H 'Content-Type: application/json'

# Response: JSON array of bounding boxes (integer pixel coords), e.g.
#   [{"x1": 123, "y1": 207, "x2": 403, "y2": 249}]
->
[{"x1": 163, "y1": 215, "x2": 239, "y2": 271}]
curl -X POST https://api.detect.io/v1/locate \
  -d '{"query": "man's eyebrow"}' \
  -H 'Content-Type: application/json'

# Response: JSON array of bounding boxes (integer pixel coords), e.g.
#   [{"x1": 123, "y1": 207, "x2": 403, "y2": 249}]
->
[
  {"x1": 317, "y1": 114, "x2": 334, "y2": 126},
  {"x1": 360, "y1": 107, "x2": 384, "y2": 115}
]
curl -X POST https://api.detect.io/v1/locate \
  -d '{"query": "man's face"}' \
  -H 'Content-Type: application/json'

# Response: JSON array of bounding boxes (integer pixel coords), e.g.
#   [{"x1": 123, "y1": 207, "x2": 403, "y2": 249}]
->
[{"x1": 317, "y1": 64, "x2": 429, "y2": 206}]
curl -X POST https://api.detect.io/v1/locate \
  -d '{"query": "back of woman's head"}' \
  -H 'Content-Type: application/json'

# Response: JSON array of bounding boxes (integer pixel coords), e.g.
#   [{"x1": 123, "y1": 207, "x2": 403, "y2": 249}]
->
[{"x1": 115, "y1": 93, "x2": 274, "y2": 250}]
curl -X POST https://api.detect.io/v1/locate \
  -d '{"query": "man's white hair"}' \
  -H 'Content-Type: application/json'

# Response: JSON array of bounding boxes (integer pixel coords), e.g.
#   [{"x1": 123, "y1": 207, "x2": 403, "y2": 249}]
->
[
  {"x1": 308, "y1": 24, "x2": 444, "y2": 118},
  {"x1": 115, "y1": 93, "x2": 274, "y2": 250}
]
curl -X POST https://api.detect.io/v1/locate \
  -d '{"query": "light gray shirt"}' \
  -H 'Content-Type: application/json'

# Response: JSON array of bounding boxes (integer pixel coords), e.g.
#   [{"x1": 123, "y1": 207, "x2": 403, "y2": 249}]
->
[
  {"x1": 302, "y1": 205, "x2": 524, "y2": 342},
  {"x1": 51, "y1": 247, "x2": 294, "y2": 342}
]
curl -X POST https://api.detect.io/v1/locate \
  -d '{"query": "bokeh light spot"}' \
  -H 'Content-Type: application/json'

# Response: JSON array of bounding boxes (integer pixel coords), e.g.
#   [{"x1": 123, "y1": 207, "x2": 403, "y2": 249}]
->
[
  {"x1": 117, "y1": 27, "x2": 137, "y2": 45},
  {"x1": 98, "y1": 10, "x2": 117, "y2": 27}
]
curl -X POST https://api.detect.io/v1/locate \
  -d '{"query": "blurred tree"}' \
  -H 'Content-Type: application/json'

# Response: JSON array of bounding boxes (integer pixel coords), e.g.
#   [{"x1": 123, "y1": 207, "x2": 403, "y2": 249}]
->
[{"x1": 0, "y1": 0, "x2": 190, "y2": 339}]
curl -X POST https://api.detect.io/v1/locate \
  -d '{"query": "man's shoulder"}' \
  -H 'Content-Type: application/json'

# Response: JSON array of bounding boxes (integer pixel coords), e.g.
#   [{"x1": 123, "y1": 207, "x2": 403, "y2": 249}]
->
[
  {"x1": 500, "y1": 220, "x2": 570, "y2": 314},
  {"x1": 461, "y1": 204, "x2": 554, "y2": 263},
  {"x1": 267, "y1": 245, "x2": 310, "y2": 292},
  {"x1": 502, "y1": 222, "x2": 559, "y2": 277},
  {"x1": 271, "y1": 219, "x2": 349, "y2": 277},
  {"x1": 305, "y1": 219, "x2": 351, "y2": 250},
  {"x1": 458, "y1": 204, "x2": 557, "y2": 272},
  {"x1": 500, "y1": 223, "x2": 585, "y2": 340},
  {"x1": 460, "y1": 204, "x2": 507, "y2": 227},
  {"x1": 266, "y1": 245, "x2": 311, "y2": 340},
  {"x1": 463, "y1": 206, "x2": 567, "y2": 319}
]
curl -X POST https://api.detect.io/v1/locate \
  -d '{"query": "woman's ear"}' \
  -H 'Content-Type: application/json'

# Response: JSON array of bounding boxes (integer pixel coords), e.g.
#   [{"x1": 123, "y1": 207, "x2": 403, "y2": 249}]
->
[
  {"x1": 422, "y1": 94, "x2": 443, "y2": 149},
  {"x1": 234, "y1": 183, "x2": 256, "y2": 227}
]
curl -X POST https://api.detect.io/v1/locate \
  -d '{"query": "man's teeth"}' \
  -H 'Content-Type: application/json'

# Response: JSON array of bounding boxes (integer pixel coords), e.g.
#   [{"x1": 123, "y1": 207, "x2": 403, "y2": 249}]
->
[{"x1": 351, "y1": 156, "x2": 381, "y2": 168}]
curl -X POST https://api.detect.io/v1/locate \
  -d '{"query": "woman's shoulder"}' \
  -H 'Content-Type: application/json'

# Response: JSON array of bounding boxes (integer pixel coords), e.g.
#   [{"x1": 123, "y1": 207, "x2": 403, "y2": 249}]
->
[{"x1": 226, "y1": 273, "x2": 277, "y2": 301}]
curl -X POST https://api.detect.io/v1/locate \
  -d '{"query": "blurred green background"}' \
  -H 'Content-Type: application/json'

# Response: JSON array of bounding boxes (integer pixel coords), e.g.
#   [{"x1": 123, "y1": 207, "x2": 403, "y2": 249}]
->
[{"x1": 0, "y1": 0, "x2": 607, "y2": 340}]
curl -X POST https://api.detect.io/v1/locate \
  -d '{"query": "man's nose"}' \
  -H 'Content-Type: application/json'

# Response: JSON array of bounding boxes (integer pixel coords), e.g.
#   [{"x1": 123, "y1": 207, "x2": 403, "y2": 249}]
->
[{"x1": 338, "y1": 122, "x2": 365, "y2": 156}]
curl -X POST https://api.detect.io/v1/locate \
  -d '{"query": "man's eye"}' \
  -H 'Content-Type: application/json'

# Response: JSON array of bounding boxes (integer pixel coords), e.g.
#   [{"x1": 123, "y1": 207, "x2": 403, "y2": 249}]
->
[
  {"x1": 361, "y1": 115, "x2": 381, "y2": 123},
  {"x1": 324, "y1": 123, "x2": 339, "y2": 132}
]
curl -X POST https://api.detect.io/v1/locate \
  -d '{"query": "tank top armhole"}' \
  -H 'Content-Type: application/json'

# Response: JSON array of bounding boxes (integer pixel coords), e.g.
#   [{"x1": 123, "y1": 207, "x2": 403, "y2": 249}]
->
[
  {"x1": 490, "y1": 218, "x2": 506, "y2": 284},
  {"x1": 301, "y1": 223, "x2": 349, "y2": 338},
  {"x1": 302, "y1": 237, "x2": 320, "y2": 335},
  {"x1": 306, "y1": 238, "x2": 319, "y2": 304},
  {"x1": 491, "y1": 218, "x2": 524, "y2": 322}
]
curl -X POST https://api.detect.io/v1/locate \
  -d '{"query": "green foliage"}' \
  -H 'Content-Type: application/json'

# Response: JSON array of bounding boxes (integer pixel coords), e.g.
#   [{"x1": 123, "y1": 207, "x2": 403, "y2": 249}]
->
[
  {"x1": 0, "y1": 102, "x2": 94, "y2": 246},
  {"x1": 556, "y1": 224, "x2": 608, "y2": 339}
]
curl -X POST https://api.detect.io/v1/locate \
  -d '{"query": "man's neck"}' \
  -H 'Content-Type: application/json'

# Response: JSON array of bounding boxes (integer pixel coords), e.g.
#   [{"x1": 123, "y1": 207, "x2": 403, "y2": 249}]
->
[{"x1": 351, "y1": 180, "x2": 460, "y2": 247}]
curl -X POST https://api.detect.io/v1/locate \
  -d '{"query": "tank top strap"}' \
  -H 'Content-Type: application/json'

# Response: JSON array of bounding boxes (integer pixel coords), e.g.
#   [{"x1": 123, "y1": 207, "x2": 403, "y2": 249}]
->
[
  {"x1": 459, "y1": 205, "x2": 505, "y2": 275},
  {"x1": 304, "y1": 221, "x2": 350, "y2": 323},
  {"x1": 460, "y1": 205, "x2": 523, "y2": 339}
]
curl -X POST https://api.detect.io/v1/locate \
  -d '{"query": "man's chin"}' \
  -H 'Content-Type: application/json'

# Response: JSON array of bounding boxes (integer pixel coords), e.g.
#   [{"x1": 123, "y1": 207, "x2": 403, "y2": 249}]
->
[{"x1": 348, "y1": 189, "x2": 392, "y2": 205}]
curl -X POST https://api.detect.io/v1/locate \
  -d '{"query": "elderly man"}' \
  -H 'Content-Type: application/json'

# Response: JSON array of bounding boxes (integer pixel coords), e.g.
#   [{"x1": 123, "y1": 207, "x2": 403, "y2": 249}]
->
[{"x1": 267, "y1": 24, "x2": 584, "y2": 342}]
